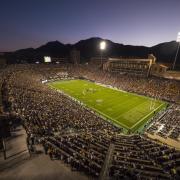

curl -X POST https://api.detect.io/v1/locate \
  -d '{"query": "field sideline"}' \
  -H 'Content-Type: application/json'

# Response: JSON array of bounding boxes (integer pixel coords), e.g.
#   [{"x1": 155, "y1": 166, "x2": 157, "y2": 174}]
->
[{"x1": 49, "y1": 79, "x2": 167, "y2": 133}]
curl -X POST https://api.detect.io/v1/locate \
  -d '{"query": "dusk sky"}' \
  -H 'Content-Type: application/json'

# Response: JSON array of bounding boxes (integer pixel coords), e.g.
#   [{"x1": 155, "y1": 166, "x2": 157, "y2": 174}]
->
[{"x1": 0, "y1": 0, "x2": 180, "y2": 51}]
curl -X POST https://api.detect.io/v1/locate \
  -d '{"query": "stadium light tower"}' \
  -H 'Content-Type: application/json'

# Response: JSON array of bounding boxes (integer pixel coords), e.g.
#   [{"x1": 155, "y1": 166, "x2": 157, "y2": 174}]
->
[
  {"x1": 100, "y1": 41, "x2": 106, "y2": 67},
  {"x1": 172, "y1": 32, "x2": 180, "y2": 70}
]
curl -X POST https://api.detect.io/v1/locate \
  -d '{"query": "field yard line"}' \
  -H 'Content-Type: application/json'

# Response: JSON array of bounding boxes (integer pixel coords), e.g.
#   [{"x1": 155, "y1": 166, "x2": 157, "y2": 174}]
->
[
  {"x1": 95, "y1": 81, "x2": 160, "y2": 102},
  {"x1": 130, "y1": 103, "x2": 165, "y2": 130},
  {"x1": 88, "y1": 106, "x2": 130, "y2": 129},
  {"x1": 48, "y1": 80, "x2": 166, "y2": 132},
  {"x1": 96, "y1": 82, "x2": 127, "y2": 93},
  {"x1": 114, "y1": 100, "x2": 147, "y2": 120},
  {"x1": 49, "y1": 83, "x2": 130, "y2": 130}
]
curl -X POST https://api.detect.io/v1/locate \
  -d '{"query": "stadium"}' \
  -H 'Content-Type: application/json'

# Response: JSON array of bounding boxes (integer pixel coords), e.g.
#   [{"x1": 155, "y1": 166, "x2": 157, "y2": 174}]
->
[
  {"x1": 0, "y1": 57, "x2": 180, "y2": 179},
  {"x1": 1, "y1": 1, "x2": 180, "y2": 178}
]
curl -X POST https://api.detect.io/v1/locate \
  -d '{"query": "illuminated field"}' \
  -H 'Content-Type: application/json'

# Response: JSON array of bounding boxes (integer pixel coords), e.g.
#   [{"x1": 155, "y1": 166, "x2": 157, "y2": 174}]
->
[{"x1": 49, "y1": 79, "x2": 167, "y2": 133}]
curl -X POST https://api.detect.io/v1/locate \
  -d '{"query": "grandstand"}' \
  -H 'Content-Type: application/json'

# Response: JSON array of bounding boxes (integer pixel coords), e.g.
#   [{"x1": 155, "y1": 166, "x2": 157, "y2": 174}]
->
[
  {"x1": 0, "y1": 64, "x2": 180, "y2": 179},
  {"x1": 103, "y1": 54, "x2": 156, "y2": 77}
]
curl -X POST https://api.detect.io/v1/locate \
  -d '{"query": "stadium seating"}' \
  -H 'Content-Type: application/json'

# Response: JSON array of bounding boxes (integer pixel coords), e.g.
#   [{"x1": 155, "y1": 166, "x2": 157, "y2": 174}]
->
[
  {"x1": 147, "y1": 104, "x2": 180, "y2": 141},
  {"x1": 0, "y1": 64, "x2": 180, "y2": 179}
]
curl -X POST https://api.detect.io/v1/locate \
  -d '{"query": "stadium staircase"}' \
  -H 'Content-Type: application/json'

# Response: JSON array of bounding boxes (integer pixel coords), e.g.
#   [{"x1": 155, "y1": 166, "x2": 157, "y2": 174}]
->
[{"x1": 99, "y1": 143, "x2": 114, "y2": 180}]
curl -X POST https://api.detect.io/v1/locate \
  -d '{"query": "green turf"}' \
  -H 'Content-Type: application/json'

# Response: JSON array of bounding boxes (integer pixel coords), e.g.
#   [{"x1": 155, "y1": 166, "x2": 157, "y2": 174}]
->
[{"x1": 49, "y1": 79, "x2": 167, "y2": 133}]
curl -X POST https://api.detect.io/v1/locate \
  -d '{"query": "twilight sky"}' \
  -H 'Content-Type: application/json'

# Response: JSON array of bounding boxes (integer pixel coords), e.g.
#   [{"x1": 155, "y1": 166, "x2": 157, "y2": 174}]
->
[{"x1": 0, "y1": 0, "x2": 180, "y2": 51}]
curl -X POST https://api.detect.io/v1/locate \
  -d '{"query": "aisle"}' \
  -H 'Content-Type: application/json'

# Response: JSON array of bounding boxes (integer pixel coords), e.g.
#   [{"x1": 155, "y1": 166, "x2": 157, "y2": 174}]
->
[{"x1": 0, "y1": 126, "x2": 88, "y2": 180}]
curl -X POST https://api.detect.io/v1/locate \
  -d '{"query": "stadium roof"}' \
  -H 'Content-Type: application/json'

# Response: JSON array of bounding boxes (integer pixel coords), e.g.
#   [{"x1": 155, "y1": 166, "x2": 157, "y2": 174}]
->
[{"x1": 108, "y1": 57, "x2": 152, "y2": 62}]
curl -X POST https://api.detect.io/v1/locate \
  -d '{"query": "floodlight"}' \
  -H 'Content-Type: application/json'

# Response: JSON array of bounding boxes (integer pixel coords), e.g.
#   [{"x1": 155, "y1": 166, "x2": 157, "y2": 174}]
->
[
  {"x1": 172, "y1": 32, "x2": 180, "y2": 69},
  {"x1": 100, "y1": 41, "x2": 106, "y2": 50},
  {"x1": 44, "y1": 56, "x2": 51, "y2": 63},
  {"x1": 177, "y1": 32, "x2": 180, "y2": 42}
]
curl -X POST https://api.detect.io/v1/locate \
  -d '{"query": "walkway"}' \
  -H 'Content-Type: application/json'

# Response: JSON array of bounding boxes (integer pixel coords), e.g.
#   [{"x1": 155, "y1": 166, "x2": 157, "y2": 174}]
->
[
  {"x1": 99, "y1": 143, "x2": 114, "y2": 180},
  {"x1": 0, "y1": 126, "x2": 88, "y2": 180}
]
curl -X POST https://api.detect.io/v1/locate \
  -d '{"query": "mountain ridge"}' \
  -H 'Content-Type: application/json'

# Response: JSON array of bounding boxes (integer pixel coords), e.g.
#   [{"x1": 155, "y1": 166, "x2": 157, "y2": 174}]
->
[{"x1": 3, "y1": 37, "x2": 180, "y2": 65}]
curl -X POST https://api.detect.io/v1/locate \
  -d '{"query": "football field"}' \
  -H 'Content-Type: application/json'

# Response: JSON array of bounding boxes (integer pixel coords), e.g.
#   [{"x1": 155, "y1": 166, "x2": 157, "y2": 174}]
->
[{"x1": 49, "y1": 79, "x2": 167, "y2": 133}]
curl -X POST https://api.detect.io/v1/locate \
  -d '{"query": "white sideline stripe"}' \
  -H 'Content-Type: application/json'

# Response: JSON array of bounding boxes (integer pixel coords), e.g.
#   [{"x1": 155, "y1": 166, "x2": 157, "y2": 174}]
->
[
  {"x1": 114, "y1": 101, "x2": 148, "y2": 120},
  {"x1": 95, "y1": 81, "x2": 160, "y2": 102},
  {"x1": 49, "y1": 83, "x2": 130, "y2": 130},
  {"x1": 86, "y1": 104, "x2": 130, "y2": 129},
  {"x1": 49, "y1": 80, "x2": 165, "y2": 131},
  {"x1": 130, "y1": 103, "x2": 165, "y2": 130}
]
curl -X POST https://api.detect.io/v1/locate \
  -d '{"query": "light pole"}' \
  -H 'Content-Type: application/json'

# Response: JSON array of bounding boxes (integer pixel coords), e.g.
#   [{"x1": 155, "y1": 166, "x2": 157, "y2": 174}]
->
[
  {"x1": 172, "y1": 32, "x2": 180, "y2": 70},
  {"x1": 100, "y1": 41, "x2": 106, "y2": 67}
]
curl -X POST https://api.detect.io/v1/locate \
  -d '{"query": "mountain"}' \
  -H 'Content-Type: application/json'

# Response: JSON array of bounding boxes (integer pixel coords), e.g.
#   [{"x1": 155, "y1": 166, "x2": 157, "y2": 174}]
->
[
  {"x1": 150, "y1": 41, "x2": 178, "y2": 64},
  {"x1": 4, "y1": 38, "x2": 180, "y2": 65},
  {"x1": 73, "y1": 38, "x2": 149, "y2": 59},
  {"x1": 37, "y1": 41, "x2": 71, "y2": 57}
]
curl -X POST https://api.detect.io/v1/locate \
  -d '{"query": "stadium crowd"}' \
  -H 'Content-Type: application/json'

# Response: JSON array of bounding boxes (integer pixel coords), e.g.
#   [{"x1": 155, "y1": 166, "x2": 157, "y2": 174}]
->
[
  {"x1": 3, "y1": 66, "x2": 119, "y2": 136},
  {"x1": 72, "y1": 65, "x2": 180, "y2": 103},
  {"x1": 110, "y1": 135, "x2": 180, "y2": 179},
  {"x1": 0, "y1": 64, "x2": 180, "y2": 179},
  {"x1": 147, "y1": 104, "x2": 180, "y2": 141}
]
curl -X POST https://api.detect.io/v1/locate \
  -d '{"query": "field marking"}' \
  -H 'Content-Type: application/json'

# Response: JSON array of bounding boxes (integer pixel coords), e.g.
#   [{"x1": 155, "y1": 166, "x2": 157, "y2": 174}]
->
[
  {"x1": 55, "y1": 79, "x2": 163, "y2": 104},
  {"x1": 95, "y1": 81, "x2": 163, "y2": 103},
  {"x1": 49, "y1": 83, "x2": 130, "y2": 130},
  {"x1": 48, "y1": 80, "x2": 166, "y2": 132},
  {"x1": 130, "y1": 103, "x2": 165, "y2": 130},
  {"x1": 86, "y1": 103, "x2": 130, "y2": 129},
  {"x1": 114, "y1": 100, "x2": 147, "y2": 121}
]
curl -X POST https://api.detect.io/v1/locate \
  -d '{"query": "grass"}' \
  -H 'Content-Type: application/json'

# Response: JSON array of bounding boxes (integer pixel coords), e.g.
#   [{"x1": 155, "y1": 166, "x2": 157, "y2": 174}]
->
[{"x1": 49, "y1": 79, "x2": 167, "y2": 133}]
